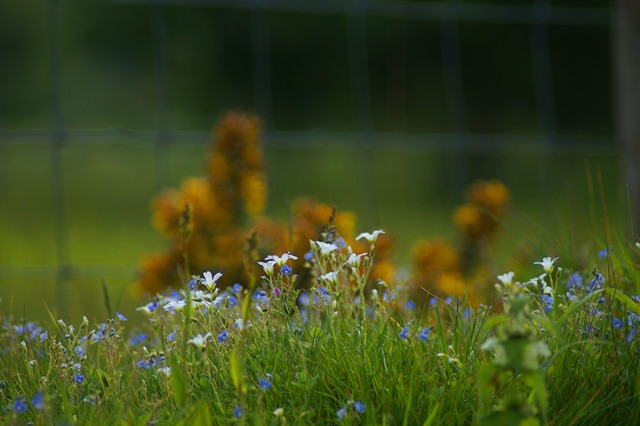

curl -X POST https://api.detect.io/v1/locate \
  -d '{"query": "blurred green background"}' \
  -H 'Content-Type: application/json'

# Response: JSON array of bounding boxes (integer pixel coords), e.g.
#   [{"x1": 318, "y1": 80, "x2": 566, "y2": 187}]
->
[{"x1": 0, "y1": 0, "x2": 620, "y2": 324}]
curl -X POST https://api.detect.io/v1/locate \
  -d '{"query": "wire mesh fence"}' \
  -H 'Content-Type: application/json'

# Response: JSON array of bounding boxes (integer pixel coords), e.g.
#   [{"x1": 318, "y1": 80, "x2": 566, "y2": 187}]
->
[{"x1": 0, "y1": 0, "x2": 614, "y2": 315}]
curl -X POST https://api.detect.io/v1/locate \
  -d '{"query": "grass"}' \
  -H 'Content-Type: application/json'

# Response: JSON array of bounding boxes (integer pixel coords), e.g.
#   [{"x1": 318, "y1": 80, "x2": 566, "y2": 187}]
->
[
  {"x1": 2, "y1": 231, "x2": 640, "y2": 424},
  {"x1": 0, "y1": 140, "x2": 625, "y2": 323}
]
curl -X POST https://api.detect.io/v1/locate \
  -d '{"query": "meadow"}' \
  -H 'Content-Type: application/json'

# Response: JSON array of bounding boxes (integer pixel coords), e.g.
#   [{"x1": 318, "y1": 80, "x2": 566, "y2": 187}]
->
[{"x1": 1, "y1": 113, "x2": 637, "y2": 425}]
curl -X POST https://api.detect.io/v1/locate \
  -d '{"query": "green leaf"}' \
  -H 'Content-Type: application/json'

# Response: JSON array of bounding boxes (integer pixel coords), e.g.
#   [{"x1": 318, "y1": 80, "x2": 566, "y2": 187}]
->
[
  {"x1": 479, "y1": 410, "x2": 538, "y2": 426},
  {"x1": 554, "y1": 289, "x2": 604, "y2": 327},
  {"x1": 422, "y1": 404, "x2": 439, "y2": 426},
  {"x1": 230, "y1": 348, "x2": 246, "y2": 395},
  {"x1": 189, "y1": 402, "x2": 213, "y2": 426},
  {"x1": 168, "y1": 354, "x2": 187, "y2": 409},
  {"x1": 523, "y1": 371, "x2": 549, "y2": 419},
  {"x1": 605, "y1": 288, "x2": 640, "y2": 315}
]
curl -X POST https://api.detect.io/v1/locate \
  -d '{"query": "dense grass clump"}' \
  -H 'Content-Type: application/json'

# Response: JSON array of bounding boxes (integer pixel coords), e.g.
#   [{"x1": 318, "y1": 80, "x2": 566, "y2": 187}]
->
[{"x1": 2, "y1": 232, "x2": 640, "y2": 425}]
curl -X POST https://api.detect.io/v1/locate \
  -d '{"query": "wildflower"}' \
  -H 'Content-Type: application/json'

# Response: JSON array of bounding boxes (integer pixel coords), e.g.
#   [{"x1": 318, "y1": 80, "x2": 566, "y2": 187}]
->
[
  {"x1": 157, "y1": 366, "x2": 172, "y2": 377},
  {"x1": 346, "y1": 252, "x2": 366, "y2": 268},
  {"x1": 534, "y1": 256, "x2": 559, "y2": 274},
  {"x1": 541, "y1": 294, "x2": 554, "y2": 313},
  {"x1": 418, "y1": 327, "x2": 430, "y2": 342},
  {"x1": 588, "y1": 271, "x2": 605, "y2": 293},
  {"x1": 354, "y1": 401, "x2": 366, "y2": 413},
  {"x1": 129, "y1": 332, "x2": 146, "y2": 347},
  {"x1": 357, "y1": 230, "x2": 385, "y2": 244},
  {"x1": 273, "y1": 287, "x2": 281, "y2": 297},
  {"x1": 115, "y1": 312, "x2": 127, "y2": 321},
  {"x1": 256, "y1": 291, "x2": 270, "y2": 312},
  {"x1": 598, "y1": 247, "x2": 609, "y2": 259},
  {"x1": 405, "y1": 300, "x2": 415, "y2": 311},
  {"x1": 266, "y1": 252, "x2": 298, "y2": 266},
  {"x1": 567, "y1": 272, "x2": 583, "y2": 290},
  {"x1": 464, "y1": 307, "x2": 473, "y2": 320},
  {"x1": 137, "y1": 359, "x2": 152, "y2": 369},
  {"x1": 164, "y1": 299, "x2": 186, "y2": 313},
  {"x1": 312, "y1": 241, "x2": 338, "y2": 256},
  {"x1": 217, "y1": 329, "x2": 228, "y2": 343},
  {"x1": 137, "y1": 301, "x2": 158, "y2": 315},
  {"x1": 399, "y1": 327, "x2": 409, "y2": 340},
  {"x1": 337, "y1": 406, "x2": 347, "y2": 419},
  {"x1": 273, "y1": 407, "x2": 284, "y2": 417},
  {"x1": 166, "y1": 330, "x2": 177, "y2": 342},
  {"x1": 497, "y1": 271, "x2": 514, "y2": 286},
  {"x1": 304, "y1": 250, "x2": 313, "y2": 262},
  {"x1": 319, "y1": 271, "x2": 340, "y2": 285},
  {"x1": 280, "y1": 265, "x2": 292, "y2": 276},
  {"x1": 627, "y1": 328, "x2": 637, "y2": 344},
  {"x1": 613, "y1": 317, "x2": 624, "y2": 330},
  {"x1": 231, "y1": 283, "x2": 243, "y2": 294},
  {"x1": 13, "y1": 397, "x2": 27, "y2": 414},
  {"x1": 188, "y1": 278, "x2": 197, "y2": 291},
  {"x1": 74, "y1": 346, "x2": 84, "y2": 357},
  {"x1": 188, "y1": 333, "x2": 212, "y2": 350},
  {"x1": 75, "y1": 374, "x2": 85, "y2": 384},
  {"x1": 258, "y1": 260, "x2": 277, "y2": 275},
  {"x1": 39, "y1": 330, "x2": 48, "y2": 342},
  {"x1": 259, "y1": 378, "x2": 272, "y2": 390},
  {"x1": 233, "y1": 406, "x2": 243, "y2": 418},
  {"x1": 202, "y1": 271, "x2": 223, "y2": 291},
  {"x1": 228, "y1": 295, "x2": 239, "y2": 307},
  {"x1": 32, "y1": 392, "x2": 45, "y2": 411}
]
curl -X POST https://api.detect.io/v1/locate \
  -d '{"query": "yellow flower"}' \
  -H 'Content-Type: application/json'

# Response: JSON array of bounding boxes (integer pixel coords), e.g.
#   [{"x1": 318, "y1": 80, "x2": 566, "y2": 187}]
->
[
  {"x1": 453, "y1": 204, "x2": 485, "y2": 238},
  {"x1": 241, "y1": 173, "x2": 267, "y2": 216}
]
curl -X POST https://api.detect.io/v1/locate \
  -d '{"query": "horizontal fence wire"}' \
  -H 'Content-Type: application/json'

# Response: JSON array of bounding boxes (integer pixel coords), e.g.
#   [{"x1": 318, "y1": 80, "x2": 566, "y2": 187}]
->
[
  {"x1": 0, "y1": 0, "x2": 615, "y2": 299},
  {"x1": 87, "y1": 0, "x2": 611, "y2": 27}
]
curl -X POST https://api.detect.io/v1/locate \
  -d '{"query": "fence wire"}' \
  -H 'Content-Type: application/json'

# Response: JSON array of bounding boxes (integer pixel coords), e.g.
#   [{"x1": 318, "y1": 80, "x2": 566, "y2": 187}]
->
[{"x1": 0, "y1": 0, "x2": 613, "y2": 315}]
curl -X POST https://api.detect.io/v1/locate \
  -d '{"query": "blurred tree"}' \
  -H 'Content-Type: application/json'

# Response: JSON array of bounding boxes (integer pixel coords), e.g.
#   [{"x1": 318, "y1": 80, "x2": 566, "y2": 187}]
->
[{"x1": 616, "y1": 0, "x2": 640, "y2": 238}]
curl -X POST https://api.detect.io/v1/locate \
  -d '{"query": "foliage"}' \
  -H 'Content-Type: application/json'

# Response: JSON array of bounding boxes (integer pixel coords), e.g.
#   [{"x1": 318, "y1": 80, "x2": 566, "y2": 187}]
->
[{"x1": 3, "y1": 232, "x2": 640, "y2": 424}]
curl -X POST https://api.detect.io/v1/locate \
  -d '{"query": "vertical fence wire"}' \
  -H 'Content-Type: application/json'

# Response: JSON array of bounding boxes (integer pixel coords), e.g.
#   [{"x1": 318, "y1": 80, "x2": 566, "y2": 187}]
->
[
  {"x1": 348, "y1": 0, "x2": 378, "y2": 228},
  {"x1": 441, "y1": 0, "x2": 468, "y2": 198},
  {"x1": 152, "y1": 2, "x2": 171, "y2": 190},
  {"x1": 251, "y1": 6, "x2": 272, "y2": 129},
  {"x1": 531, "y1": 0, "x2": 557, "y2": 208},
  {"x1": 47, "y1": 0, "x2": 70, "y2": 317}
]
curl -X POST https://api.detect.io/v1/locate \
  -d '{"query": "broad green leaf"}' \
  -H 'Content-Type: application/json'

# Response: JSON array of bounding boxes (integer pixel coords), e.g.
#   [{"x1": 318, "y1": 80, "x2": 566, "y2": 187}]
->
[
  {"x1": 230, "y1": 348, "x2": 246, "y2": 395},
  {"x1": 423, "y1": 404, "x2": 439, "y2": 426},
  {"x1": 523, "y1": 371, "x2": 549, "y2": 419}
]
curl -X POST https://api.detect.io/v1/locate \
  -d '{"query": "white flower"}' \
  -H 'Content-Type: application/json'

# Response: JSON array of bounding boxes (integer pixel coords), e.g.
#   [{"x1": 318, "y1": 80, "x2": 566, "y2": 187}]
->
[
  {"x1": 320, "y1": 271, "x2": 340, "y2": 284},
  {"x1": 497, "y1": 272, "x2": 514, "y2": 286},
  {"x1": 201, "y1": 271, "x2": 223, "y2": 290},
  {"x1": 163, "y1": 299, "x2": 186, "y2": 312},
  {"x1": 346, "y1": 252, "x2": 367, "y2": 268},
  {"x1": 273, "y1": 407, "x2": 284, "y2": 417},
  {"x1": 534, "y1": 256, "x2": 558, "y2": 274},
  {"x1": 312, "y1": 240, "x2": 338, "y2": 256},
  {"x1": 157, "y1": 366, "x2": 172, "y2": 377},
  {"x1": 356, "y1": 229, "x2": 385, "y2": 244},
  {"x1": 265, "y1": 252, "x2": 298, "y2": 266},
  {"x1": 188, "y1": 333, "x2": 212, "y2": 349},
  {"x1": 257, "y1": 260, "x2": 277, "y2": 275}
]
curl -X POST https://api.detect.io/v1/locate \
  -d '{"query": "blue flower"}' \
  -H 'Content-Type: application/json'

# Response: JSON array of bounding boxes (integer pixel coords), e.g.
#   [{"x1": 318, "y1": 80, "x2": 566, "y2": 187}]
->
[
  {"x1": 429, "y1": 297, "x2": 438, "y2": 307},
  {"x1": 567, "y1": 272, "x2": 583, "y2": 290},
  {"x1": 280, "y1": 265, "x2": 292, "y2": 276},
  {"x1": 228, "y1": 295, "x2": 239, "y2": 308},
  {"x1": 399, "y1": 327, "x2": 409, "y2": 340},
  {"x1": 354, "y1": 401, "x2": 366, "y2": 413},
  {"x1": 613, "y1": 317, "x2": 624, "y2": 330},
  {"x1": 167, "y1": 330, "x2": 177, "y2": 342},
  {"x1": 137, "y1": 359, "x2": 152, "y2": 369},
  {"x1": 405, "y1": 300, "x2": 415, "y2": 311},
  {"x1": 217, "y1": 330, "x2": 228, "y2": 343},
  {"x1": 13, "y1": 397, "x2": 27, "y2": 414},
  {"x1": 259, "y1": 378, "x2": 272, "y2": 390},
  {"x1": 588, "y1": 272, "x2": 605, "y2": 293},
  {"x1": 115, "y1": 312, "x2": 127, "y2": 321},
  {"x1": 464, "y1": 307, "x2": 473, "y2": 320},
  {"x1": 598, "y1": 247, "x2": 609, "y2": 259},
  {"x1": 233, "y1": 405, "x2": 243, "y2": 418},
  {"x1": 129, "y1": 332, "x2": 146, "y2": 347},
  {"x1": 541, "y1": 294, "x2": 554, "y2": 313},
  {"x1": 337, "y1": 406, "x2": 347, "y2": 419},
  {"x1": 418, "y1": 327, "x2": 430, "y2": 342},
  {"x1": 304, "y1": 250, "x2": 313, "y2": 262},
  {"x1": 75, "y1": 374, "x2": 85, "y2": 384},
  {"x1": 39, "y1": 330, "x2": 48, "y2": 342},
  {"x1": 627, "y1": 328, "x2": 637, "y2": 344},
  {"x1": 75, "y1": 346, "x2": 84, "y2": 357},
  {"x1": 232, "y1": 283, "x2": 243, "y2": 294},
  {"x1": 32, "y1": 392, "x2": 45, "y2": 411},
  {"x1": 188, "y1": 279, "x2": 197, "y2": 291}
]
